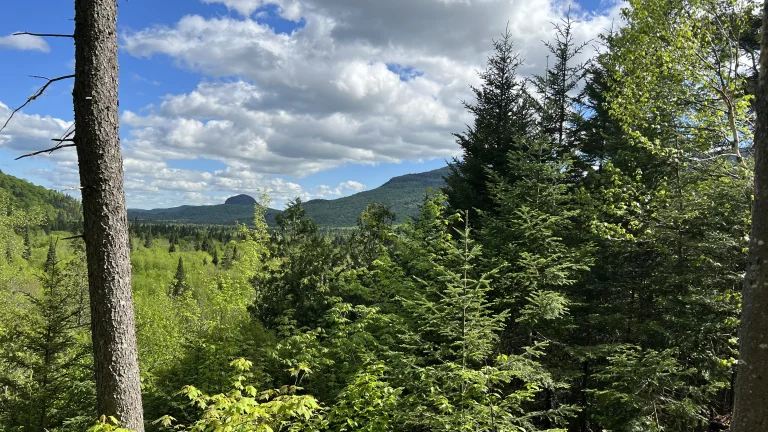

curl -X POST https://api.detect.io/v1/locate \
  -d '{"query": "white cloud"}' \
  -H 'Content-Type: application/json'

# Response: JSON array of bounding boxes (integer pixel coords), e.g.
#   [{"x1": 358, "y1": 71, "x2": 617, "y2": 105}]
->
[
  {"x1": 121, "y1": 0, "x2": 624, "y2": 181},
  {"x1": 0, "y1": 33, "x2": 50, "y2": 52},
  {"x1": 314, "y1": 180, "x2": 367, "y2": 198},
  {"x1": 0, "y1": 102, "x2": 73, "y2": 156}
]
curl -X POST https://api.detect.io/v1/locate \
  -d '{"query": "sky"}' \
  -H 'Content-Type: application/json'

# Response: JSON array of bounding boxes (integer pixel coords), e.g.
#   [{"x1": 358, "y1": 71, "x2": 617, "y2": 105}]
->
[{"x1": 0, "y1": 0, "x2": 623, "y2": 210}]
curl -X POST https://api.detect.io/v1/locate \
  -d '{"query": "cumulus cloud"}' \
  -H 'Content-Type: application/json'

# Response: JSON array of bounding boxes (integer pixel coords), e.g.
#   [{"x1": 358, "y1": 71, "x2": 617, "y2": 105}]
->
[
  {"x1": 0, "y1": 102, "x2": 73, "y2": 157},
  {"x1": 314, "y1": 180, "x2": 366, "y2": 198},
  {"x1": 0, "y1": 33, "x2": 50, "y2": 52},
  {"x1": 121, "y1": 0, "x2": 624, "y2": 181}
]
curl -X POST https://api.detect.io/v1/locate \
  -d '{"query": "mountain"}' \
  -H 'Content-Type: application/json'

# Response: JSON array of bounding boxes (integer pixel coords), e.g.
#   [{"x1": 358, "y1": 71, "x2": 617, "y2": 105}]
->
[
  {"x1": 225, "y1": 194, "x2": 257, "y2": 205},
  {"x1": 0, "y1": 170, "x2": 83, "y2": 231},
  {"x1": 128, "y1": 166, "x2": 450, "y2": 227}
]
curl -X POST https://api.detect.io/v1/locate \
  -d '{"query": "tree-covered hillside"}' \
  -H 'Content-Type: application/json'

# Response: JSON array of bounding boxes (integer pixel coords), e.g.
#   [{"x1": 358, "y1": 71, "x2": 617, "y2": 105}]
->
[
  {"x1": 302, "y1": 166, "x2": 449, "y2": 226},
  {"x1": 128, "y1": 167, "x2": 449, "y2": 227},
  {"x1": 0, "y1": 170, "x2": 82, "y2": 231}
]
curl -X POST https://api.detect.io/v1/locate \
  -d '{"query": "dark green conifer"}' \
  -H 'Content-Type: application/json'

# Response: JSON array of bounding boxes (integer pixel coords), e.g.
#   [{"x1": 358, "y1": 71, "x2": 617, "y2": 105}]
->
[
  {"x1": 529, "y1": 11, "x2": 588, "y2": 151},
  {"x1": 5, "y1": 240, "x2": 12, "y2": 264},
  {"x1": 22, "y1": 226, "x2": 32, "y2": 261},
  {"x1": 170, "y1": 256, "x2": 187, "y2": 297},
  {"x1": 443, "y1": 26, "x2": 534, "y2": 224},
  {"x1": 44, "y1": 238, "x2": 56, "y2": 273},
  {"x1": 212, "y1": 249, "x2": 219, "y2": 267}
]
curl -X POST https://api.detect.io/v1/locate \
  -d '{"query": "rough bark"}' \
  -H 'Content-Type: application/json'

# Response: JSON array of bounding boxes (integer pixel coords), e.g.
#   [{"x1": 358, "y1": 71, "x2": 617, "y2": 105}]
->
[
  {"x1": 73, "y1": 0, "x2": 144, "y2": 429},
  {"x1": 732, "y1": 2, "x2": 768, "y2": 430}
]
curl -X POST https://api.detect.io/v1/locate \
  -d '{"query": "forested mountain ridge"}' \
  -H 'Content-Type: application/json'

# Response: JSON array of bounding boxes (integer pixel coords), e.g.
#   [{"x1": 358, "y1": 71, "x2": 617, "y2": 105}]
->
[
  {"x1": 0, "y1": 170, "x2": 83, "y2": 231},
  {"x1": 127, "y1": 166, "x2": 450, "y2": 227}
]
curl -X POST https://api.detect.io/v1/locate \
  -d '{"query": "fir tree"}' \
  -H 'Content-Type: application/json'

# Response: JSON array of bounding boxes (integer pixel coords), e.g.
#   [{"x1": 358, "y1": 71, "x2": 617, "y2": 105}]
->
[
  {"x1": 221, "y1": 247, "x2": 233, "y2": 270},
  {"x1": 398, "y1": 204, "x2": 566, "y2": 430},
  {"x1": 444, "y1": 26, "x2": 535, "y2": 225},
  {"x1": 44, "y1": 238, "x2": 57, "y2": 273},
  {"x1": 170, "y1": 257, "x2": 188, "y2": 297},
  {"x1": 169, "y1": 241, "x2": 176, "y2": 253},
  {"x1": 4, "y1": 240, "x2": 12, "y2": 264},
  {"x1": 201, "y1": 237, "x2": 212, "y2": 254},
  {"x1": 144, "y1": 232, "x2": 153, "y2": 249},
  {"x1": 0, "y1": 249, "x2": 93, "y2": 430},
  {"x1": 212, "y1": 249, "x2": 219, "y2": 267},
  {"x1": 530, "y1": 11, "x2": 589, "y2": 151},
  {"x1": 22, "y1": 226, "x2": 32, "y2": 261}
]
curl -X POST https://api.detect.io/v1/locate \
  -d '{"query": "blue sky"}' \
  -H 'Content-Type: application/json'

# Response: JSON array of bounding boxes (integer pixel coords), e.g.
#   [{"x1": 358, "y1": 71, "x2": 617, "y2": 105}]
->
[{"x1": 0, "y1": 0, "x2": 621, "y2": 209}]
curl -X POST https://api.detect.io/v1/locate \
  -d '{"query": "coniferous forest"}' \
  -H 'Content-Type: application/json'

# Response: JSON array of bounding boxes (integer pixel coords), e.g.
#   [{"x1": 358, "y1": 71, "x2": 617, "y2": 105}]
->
[{"x1": 1, "y1": 0, "x2": 767, "y2": 430}]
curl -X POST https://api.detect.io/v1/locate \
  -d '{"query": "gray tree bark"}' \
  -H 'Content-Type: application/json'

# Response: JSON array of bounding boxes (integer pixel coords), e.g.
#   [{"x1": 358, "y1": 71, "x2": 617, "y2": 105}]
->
[
  {"x1": 732, "y1": 2, "x2": 768, "y2": 430},
  {"x1": 73, "y1": 0, "x2": 144, "y2": 429}
]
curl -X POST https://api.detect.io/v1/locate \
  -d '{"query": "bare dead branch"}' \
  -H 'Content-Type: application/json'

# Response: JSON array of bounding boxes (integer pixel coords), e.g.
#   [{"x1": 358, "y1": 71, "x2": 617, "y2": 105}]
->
[
  {"x1": 14, "y1": 143, "x2": 76, "y2": 161},
  {"x1": 13, "y1": 31, "x2": 73, "y2": 39},
  {"x1": 52, "y1": 138, "x2": 75, "y2": 142},
  {"x1": 0, "y1": 74, "x2": 75, "y2": 133},
  {"x1": 59, "y1": 127, "x2": 75, "y2": 142},
  {"x1": 62, "y1": 234, "x2": 85, "y2": 241}
]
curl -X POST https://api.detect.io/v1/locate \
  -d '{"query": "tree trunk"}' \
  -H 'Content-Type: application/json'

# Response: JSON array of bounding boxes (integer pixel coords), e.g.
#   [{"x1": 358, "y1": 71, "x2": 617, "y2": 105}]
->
[
  {"x1": 732, "y1": 2, "x2": 768, "y2": 430},
  {"x1": 73, "y1": 0, "x2": 144, "y2": 429}
]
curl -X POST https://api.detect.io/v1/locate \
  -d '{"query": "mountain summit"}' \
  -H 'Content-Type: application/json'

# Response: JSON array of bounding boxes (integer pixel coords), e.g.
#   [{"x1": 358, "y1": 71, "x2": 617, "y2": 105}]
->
[{"x1": 224, "y1": 194, "x2": 257, "y2": 205}]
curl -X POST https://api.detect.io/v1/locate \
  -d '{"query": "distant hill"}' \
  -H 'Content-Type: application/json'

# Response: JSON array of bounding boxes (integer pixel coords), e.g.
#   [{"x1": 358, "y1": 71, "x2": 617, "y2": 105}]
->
[
  {"x1": 0, "y1": 170, "x2": 83, "y2": 230},
  {"x1": 128, "y1": 166, "x2": 450, "y2": 227},
  {"x1": 225, "y1": 194, "x2": 257, "y2": 205}
]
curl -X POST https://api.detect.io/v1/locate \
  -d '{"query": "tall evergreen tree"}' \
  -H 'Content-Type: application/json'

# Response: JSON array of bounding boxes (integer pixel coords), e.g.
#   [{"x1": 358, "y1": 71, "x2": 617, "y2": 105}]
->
[
  {"x1": 530, "y1": 11, "x2": 589, "y2": 152},
  {"x1": 4, "y1": 240, "x2": 11, "y2": 265},
  {"x1": 44, "y1": 238, "x2": 56, "y2": 273},
  {"x1": 397, "y1": 200, "x2": 569, "y2": 430},
  {"x1": 444, "y1": 26, "x2": 534, "y2": 224},
  {"x1": 0, "y1": 249, "x2": 93, "y2": 430},
  {"x1": 22, "y1": 227, "x2": 32, "y2": 261},
  {"x1": 170, "y1": 257, "x2": 188, "y2": 297}
]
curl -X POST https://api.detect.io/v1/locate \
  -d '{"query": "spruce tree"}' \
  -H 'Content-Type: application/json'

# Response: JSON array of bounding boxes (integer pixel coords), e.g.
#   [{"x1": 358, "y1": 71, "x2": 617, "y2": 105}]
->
[
  {"x1": 530, "y1": 11, "x2": 588, "y2": 152},
  {"x1": 444, "y1": 26, "x2": 534, "y2": 224},
  {"x1": 22, "y1": 227, "x2": 32, "y2": 261},
  {"x1": 44, "y1": 238, "x2": 57, "y2": 273},
  {"x1": 0, "y1": 248, "x2": 93, "y2": 430},
  {"x1": 4, "y1": 240, "x2": 12, "y2": 265},
  {"x1": 221, "y1": 247, "x2": 233, "y2": 270},
  {"x1": 170, "y1": 257, "x2": 187, "y2": 297},
  {"x1": 397, "y1": 201, "x2": 566, "y2": 430},
  {"x1": 212, "y1": 249, "x2": 219, "y2": 267}
]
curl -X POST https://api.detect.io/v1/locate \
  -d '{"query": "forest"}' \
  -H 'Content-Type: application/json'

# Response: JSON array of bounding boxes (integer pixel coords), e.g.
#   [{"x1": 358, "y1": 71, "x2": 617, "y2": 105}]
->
[{"x1": 0, "y1": 0, "x2": 766, "y2": 430}]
